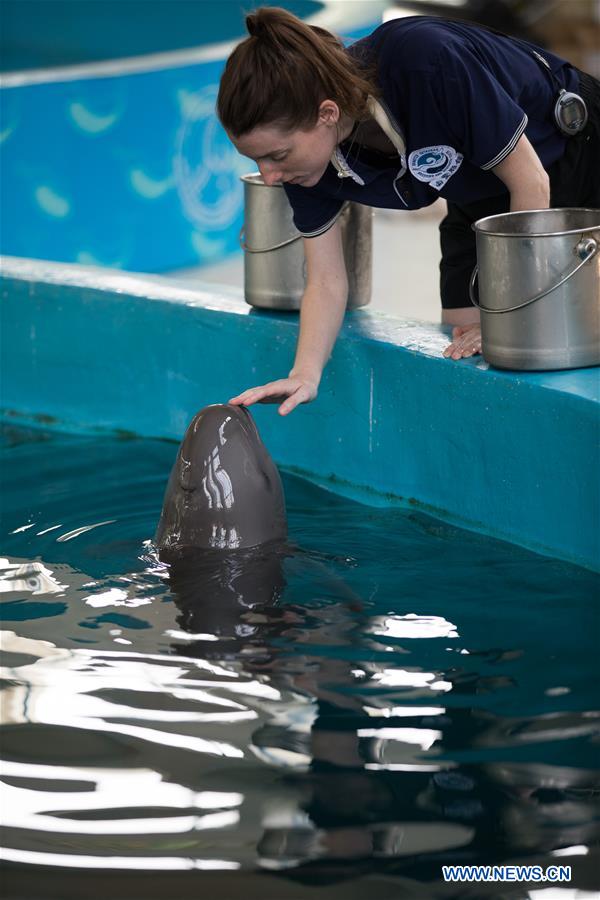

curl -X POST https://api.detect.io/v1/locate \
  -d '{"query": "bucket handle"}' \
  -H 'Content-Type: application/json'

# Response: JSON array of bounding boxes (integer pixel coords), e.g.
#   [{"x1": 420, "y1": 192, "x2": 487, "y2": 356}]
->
[
  {"x1": 239, "y1": 225, "x2": 303, "y2": 254},
  {"x1": 469, "y1": 236, "x2": 598, "y2": 314}
]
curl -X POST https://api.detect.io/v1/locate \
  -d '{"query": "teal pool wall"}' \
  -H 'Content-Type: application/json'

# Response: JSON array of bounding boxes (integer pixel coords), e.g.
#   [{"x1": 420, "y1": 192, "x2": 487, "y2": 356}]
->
[
  {"x1": 2, "y1": 256, "x2": 599, "y2": 572},
  {"x1": 1, "y1": 1, "x2": 323, "y2": 71}
]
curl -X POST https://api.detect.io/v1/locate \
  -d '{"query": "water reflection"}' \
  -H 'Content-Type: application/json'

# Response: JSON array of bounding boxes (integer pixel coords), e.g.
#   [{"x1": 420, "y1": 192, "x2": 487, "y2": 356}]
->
[
  {"x1": 0, "y1": 557, "x2": 67, "y2": 595},
  {"x1": 1, "y1": 424, "x2": 599, "y2": 892},
  {"x1": 158, "y1": 546, "x2": 600, "y2": 879},
  {"x1": 1, "y1": 536, "x2": 599, "y2": 884}
]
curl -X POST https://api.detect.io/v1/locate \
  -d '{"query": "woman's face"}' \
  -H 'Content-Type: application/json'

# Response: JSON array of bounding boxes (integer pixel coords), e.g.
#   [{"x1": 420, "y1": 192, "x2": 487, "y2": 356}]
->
[{"x1": 231, "y1": 100, "x2": 350, "y2": 188}]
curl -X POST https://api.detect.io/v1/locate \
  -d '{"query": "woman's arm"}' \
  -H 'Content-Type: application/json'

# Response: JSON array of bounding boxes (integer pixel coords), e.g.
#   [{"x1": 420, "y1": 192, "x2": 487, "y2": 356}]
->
[
  {"x1": 229, "y1": 219, "x2": 348, "y2": 415},
  {"x1": 289, "y1": 219, "x2": 348, "y2": 385},
  {"x1": 443, "y1": 134, "x2": 550, "y2": 359},
  {"x1": 492, "y1": 133, "x2": 550, "y2": 211}
]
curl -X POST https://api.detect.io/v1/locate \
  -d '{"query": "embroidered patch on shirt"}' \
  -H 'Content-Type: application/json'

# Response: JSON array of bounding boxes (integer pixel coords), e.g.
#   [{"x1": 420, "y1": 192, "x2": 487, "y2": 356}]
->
[{"x1": 408, "y1": 145, "x2": 464, "y2": 190}]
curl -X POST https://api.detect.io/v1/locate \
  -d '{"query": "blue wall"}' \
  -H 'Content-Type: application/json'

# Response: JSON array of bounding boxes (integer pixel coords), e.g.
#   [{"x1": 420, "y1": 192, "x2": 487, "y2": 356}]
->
[
  {"x1": 1, "y1": 60, "x2": 247, "y2": 270},
  {"x1": 0, "y1": 2, "x2": 381, "y2": 272},
  {"x1": 2, "y1": 258, "x2": 599, "y2": 572},
  {"x1": 1, "y1": 1, "x2": 323, "y2": 71}
]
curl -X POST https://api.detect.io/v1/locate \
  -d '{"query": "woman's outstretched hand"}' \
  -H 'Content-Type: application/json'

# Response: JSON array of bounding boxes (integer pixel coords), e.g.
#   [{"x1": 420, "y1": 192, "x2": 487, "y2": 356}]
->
[
  {"x1": 229, "y1": 373, "x2": 319, "y2": 416},
  {"x1": 443, "y1": 323, "x2": 483, "y2": 360}
]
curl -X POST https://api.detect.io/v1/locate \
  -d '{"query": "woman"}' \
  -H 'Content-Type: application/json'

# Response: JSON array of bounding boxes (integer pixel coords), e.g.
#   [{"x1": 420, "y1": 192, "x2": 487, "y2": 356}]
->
[{"x1": 217, "y1": 7, "x2": 599, "y2": 416}]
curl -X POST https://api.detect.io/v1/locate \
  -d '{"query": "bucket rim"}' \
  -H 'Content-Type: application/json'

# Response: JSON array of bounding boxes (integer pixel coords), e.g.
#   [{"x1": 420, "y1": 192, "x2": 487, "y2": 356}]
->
[
  {"x1": 240, "y1": 171, "x2": 284, "y2": 187},
  {"x1": 472, "y1": 207, "x2": 600, "y2": 238}
]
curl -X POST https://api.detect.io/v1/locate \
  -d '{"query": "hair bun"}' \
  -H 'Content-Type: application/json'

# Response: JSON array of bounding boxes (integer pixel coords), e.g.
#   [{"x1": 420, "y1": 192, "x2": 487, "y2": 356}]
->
[{"x1": 246, "y1": 12, "x2": 265, "y2": 38}]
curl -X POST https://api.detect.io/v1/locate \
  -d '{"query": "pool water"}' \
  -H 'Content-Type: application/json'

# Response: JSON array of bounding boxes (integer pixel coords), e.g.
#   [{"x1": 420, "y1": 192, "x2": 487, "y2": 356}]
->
[{"x1": 1, "y1": 425, "x2": 599, "y2": 895}]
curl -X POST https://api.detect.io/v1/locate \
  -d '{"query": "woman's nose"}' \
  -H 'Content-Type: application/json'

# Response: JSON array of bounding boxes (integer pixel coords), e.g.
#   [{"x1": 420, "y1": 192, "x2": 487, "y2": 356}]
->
[{"x1": 258, "y1": 161, "x2": 282, "y2": 186}]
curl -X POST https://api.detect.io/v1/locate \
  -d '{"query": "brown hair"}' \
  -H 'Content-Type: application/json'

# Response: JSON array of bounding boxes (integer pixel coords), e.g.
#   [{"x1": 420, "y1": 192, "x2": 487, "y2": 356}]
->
[{"x1": 217, "y1": 6, "x2": 377, "y2": 138}]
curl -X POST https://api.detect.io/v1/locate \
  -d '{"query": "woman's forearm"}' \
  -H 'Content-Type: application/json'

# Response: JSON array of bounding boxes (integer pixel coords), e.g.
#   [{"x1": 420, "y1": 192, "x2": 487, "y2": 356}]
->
[
  {"x1": 289, "y1": 283, "x2": 348, "y2": 384},
  {"x1": 492, "y1": 134, "x2": 550, "y2": 212},
  {"x1": 509, "y1": 179, "x2": 550, "y2": 211}
]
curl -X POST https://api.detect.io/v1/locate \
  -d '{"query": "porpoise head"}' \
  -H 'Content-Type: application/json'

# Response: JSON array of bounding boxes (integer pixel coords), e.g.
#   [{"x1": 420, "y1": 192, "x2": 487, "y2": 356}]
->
[{"x1": 154, "y1": 404, "x2": 287, "y2": 553}]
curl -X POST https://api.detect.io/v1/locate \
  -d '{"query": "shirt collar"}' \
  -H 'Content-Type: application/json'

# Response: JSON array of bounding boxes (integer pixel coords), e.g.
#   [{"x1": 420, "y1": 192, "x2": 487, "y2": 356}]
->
[{"x1": 330, "y1": 95, "x2": 407, "y2": 183}]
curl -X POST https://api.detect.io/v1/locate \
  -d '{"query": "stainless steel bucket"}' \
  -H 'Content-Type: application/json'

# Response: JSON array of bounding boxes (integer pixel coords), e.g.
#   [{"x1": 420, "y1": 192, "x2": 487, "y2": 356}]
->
[
  {"x1": 240, "y1": 172, "x2": 372, "y2": 310},
  {"x1": 471, "y1": 208, "x2": 600, "y2": 370}
]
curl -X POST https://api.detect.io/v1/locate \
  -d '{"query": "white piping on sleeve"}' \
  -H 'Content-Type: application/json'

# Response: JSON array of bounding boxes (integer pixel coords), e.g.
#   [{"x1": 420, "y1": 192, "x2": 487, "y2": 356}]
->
[
  {"x1": 297, "y1": 203, "x2": 346, "y2": 238},
  {"x1": 481, "y1": 113, "x2": 529, "y2": 170},
  {"x1": 392, "y1": 171, "x2": 410, "y2": 207}
]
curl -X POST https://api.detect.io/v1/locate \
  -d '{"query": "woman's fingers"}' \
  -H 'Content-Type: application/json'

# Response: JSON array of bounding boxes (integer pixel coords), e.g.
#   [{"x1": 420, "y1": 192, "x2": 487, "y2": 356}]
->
[
  {"x1": 229, "y1": 377, "x2": 318, "y2": 415},
  {"x1": 229, "y1": 377, "x2": 317, "y2": 411},
  {"x1": 229, "y1": 380, "x2": 290, "y2": 406},
  {"x1": 278, "y1": 383, "x2": 312, "y2": 416},
  {"x1": 443, "y1": 324, "x2": 482, "y2": 360}
]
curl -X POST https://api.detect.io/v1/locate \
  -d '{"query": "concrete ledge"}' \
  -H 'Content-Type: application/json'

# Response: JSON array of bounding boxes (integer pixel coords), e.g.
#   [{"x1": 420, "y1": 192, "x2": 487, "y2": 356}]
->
[{"x1": 1, "y1": 256, "x2": 599, "y2": 571}]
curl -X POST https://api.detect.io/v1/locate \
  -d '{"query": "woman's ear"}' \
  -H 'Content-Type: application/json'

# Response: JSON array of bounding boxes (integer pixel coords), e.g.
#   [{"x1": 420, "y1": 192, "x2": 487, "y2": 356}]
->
[{"x1": 317, "y1": 99, "x2": 341, "y2": 126}]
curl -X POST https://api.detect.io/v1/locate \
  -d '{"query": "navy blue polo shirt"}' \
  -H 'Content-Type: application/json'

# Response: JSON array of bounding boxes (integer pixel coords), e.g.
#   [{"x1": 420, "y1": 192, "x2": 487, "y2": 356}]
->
[{"x1": 283, "y1": 16, "x2": 579, "y2": 236}]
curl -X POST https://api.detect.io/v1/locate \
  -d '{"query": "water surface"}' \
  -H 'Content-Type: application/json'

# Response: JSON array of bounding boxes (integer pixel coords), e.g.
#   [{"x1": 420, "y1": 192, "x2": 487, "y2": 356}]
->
[{"x1": 1, "y1": 425, "x2": 599, "y2": 897}]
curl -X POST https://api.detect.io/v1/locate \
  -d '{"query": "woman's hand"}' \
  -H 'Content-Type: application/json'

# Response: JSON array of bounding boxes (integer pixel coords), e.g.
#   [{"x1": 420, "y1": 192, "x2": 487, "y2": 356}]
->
[
  {"x1": 443, "y1": 323, "x2": 482, "y2": 360},
  {"x1": 229, "y1": 373, "x2": 319, "y2": 416}
]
